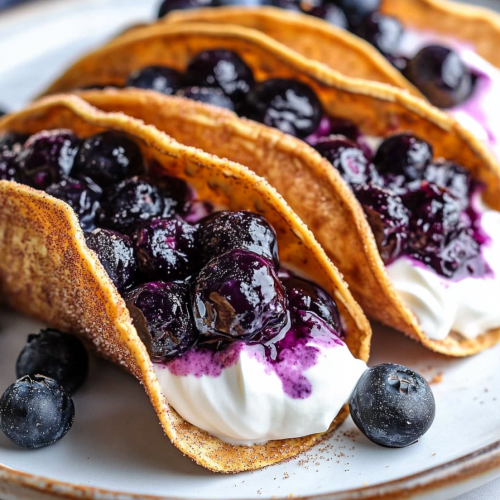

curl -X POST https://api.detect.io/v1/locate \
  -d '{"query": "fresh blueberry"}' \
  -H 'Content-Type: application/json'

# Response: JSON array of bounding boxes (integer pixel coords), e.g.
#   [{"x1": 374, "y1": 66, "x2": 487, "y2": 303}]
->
[
  {"x1": 85, "y1": 228, "x2": 138, "y2": 292},
  {"x1": 354, "y1": 13, "x2": 403, "y2": 57},
  {"x1": 198, "y1": 210, "x2": 279, "y2": 267},
  {"x1": 73, "y1": 132, "x2": 144, "y2": 187},
  {"x1": 354, "y1": 184, "x2": 409, "y2": 264},
  {"x1": 46, "y1": 176, "x2": 102, "y2": 232},
  {"x1": 97, "y1": 176, "x2": 166, "y2": 233},
  {"x1": 315, "y1": 137, "x2": 380, "y2": 187},
  {"x1": 0, "y1": 375, "x2": 75, "y2": 449},
  {"x1": 135, "y1": 218, "x2": 199, "y2": 281},
  {"x1": 17, "y1": 129, "x2": 80, "y2": 190},
  {"x1": 16, "y1": 329, "x2": 89, "y2": 395},
  {"x1": 243, "y1": 79, "x2": 323, "y2": 139},
  {"x1": 374, "y1": 134, "x2": 433, "y2": 182},
  {"x1": 193, "y1": 249, "x2": 287, "y2": 342},
  {"x1": 404, "y1": 45, "x2": 474, "y2": 108},
  {"x1": 158, "y1": 0, "x2": 215, "y2": 17},
  {"x1": 331, "y1": 0, "x2": 380, "y2": 28},
  {"x1": 350, "y1": 363, "x2": 435, "y2": 448},
  {"x1": 299, "y1": 0, "x2": 349, "y2": 29},
  {"x1": 423, "y1": 161, "x2": 471, "y2": 207},
  {"x1": 125, "y1": 281, "x2": 198, "y2": 362},
  {"x1": 281, "y1": 277, "x2": 341, "y2": 333},
  {"x1": 176, "y1": 86, "x2": 235, "y2": 111},
  {"x1": 186, "y1": 50, "x2": 254, "y2": 104},
  {"x1": 127, "y1": 66, "x2": 184, "y2": 95}
]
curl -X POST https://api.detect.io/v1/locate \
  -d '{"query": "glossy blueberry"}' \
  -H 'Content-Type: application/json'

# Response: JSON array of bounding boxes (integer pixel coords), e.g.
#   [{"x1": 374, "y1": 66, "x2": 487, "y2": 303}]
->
[
  {"x1": 327, "y1": 118, "x2": 361, "y2": 142},
  {"x1": 46, "y1": 176, "x2": 102, "y2": 232},
  {"x1": 17, "y1": 129, "x2": 80, "y2": 190},
  {"x1": 423, "y1": 161, "x2": 471, "y2": 207},
  {"x1": 281, "y1": 277, "x2": 341, "y2": 333},
  {"x1": 0, "y1": 375, "x2": 75, "y2": 449},
  {"x1": 186, "y1": 50, "x2": 254, "y2": 104},
  {"x1": 243, "y1": 79, "x2": 323, "y2": 139},
  {"x1": 354, "y1": 13, "x2": 403, "y2": 57},
  {"x1": 85, "y1": 228, "x2": 138, "y2": 292},
  {"x1": 16, "y1": 329, "x2": 89, "y2": 395},
  {"x1": 374, "y1": 134, "x2": 433, "y2": 182},
  {"x1": 176, "y1": 86, "x2": 235, "y2": 111},
  {"x1": 198, "y1": 210, "x2": 279, "y2": 267},
  {"x1": 299, "y1": 0, "x2": 348, "y2": 29},
  {"x1": 331, "y1": 0, "x2": 380, "y2": 28},
  {"x1": 193, "y1": 249, "x2": 287, "y2": 342},
  {"x1": 125, "y1": 282, "x2": 198, "y2": 362},
  {"x1": 0, "y1": 132, "x2": 27, "y2": 152},
  {"x1": 127, "y1": 66, "x2": 184, "y2": 95},
  {"x1": 355, "y1": 184, "x2": 409, "y2": 263},
  {"x1": 350, "y1": 363, "x2": 435, "y2": 448},
  {"x1": 404, "y1": 45, "x2": 474, "y2": 109},
  {"x1": 158, "y1": 0, "x2": 215, "y2": 17},
  {"x1": 73, "y1": 132, "x2": 144, "y2": 187},
  {"x1": 154, "y1": 174, "x2": 194, "y2": 216},
  {"x1": 315, "y1": 137, "x2": 379, "y2": 187},
  {"x1": 97, "y1": 176, "x2": 166, "y2": 233},
  {"x1": 135, "y1": 218, "x2": 199, "y2": 281}
]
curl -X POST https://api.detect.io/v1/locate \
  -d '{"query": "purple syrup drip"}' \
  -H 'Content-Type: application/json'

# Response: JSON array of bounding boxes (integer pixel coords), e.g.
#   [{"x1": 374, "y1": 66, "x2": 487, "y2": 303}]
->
[{"x1": 165, "y1": 311, "x2": 344, "y2": 400}]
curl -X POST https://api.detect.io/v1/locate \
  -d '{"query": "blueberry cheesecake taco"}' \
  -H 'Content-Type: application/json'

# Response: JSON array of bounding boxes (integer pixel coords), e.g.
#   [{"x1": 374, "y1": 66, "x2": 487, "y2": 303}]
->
[
  {"x1": 40, "y1": 24, "x2": 500, "y2": 355},
  {"x1": 0, "y1": 94, "x2": 383, "y2": 471}
]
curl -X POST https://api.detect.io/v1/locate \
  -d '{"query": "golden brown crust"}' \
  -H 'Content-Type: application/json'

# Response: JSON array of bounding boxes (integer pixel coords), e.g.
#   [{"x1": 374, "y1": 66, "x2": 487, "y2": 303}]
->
[{"x1": 0, "y1": 95, "x2": 370, "y2": 472}]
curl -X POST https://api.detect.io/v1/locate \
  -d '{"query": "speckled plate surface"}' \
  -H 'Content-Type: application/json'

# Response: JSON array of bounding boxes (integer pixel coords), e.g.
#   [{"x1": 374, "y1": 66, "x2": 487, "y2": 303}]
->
[{"x1": 1, "y1": 1, "x2": 500, "y2": 499}]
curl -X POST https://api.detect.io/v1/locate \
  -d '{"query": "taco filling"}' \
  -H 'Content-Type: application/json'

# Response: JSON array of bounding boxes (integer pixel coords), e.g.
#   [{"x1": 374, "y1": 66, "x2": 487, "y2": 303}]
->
[{"x1": 0, "y1": 127, "x2": 367, "y2": 445}]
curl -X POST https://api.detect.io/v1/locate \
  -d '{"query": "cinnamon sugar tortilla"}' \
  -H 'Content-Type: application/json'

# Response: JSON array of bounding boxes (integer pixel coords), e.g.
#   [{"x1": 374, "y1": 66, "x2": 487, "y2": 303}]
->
[{"x1": 0, "y1": 95, "x2": 370, "y2": 473}]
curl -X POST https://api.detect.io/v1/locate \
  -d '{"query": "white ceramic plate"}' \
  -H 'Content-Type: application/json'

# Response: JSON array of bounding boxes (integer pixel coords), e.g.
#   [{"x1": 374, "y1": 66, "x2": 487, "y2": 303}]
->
[{"x1": 1, "y1": 1, "x2": 500, "y2": 499}]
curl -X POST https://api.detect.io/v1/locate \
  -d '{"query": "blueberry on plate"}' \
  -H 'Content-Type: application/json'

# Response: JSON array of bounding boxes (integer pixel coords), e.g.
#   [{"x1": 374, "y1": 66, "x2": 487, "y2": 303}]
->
[
  {"x1": 198, "y1": 210, "x2": 279, "y2": 267},
  {"x1": 176, "y1": 86, "x2": 235, "y2": 111},
  {"x1": 331, "y1": 0, "x2": 380, "y2": 29},
  {"x1": 16, "y1": 329, "x2": 89, "y2": 395},
  {"x1": 73, "y1": 131, "x2": 144, "y2": 187},
  {"x1": 404, "y1": 45, "x2": 474, "y2": 109},
  {"x1": 17, "y1": 129, "x2": 80, "y2": 190},
  {"x1": 46, "y1": 176, "x2": 102, "y2": 232},
  {"x1": 243, "y1": 79, "x2": 323, "y2": 139},
  {"x1": 158, "y1": 0, "x2": 215, "y2": 18},
  {"x1": 350, "y1": 363, "x2": 435, "y2": 448},
  {"x1": 135, "y1": 218, "x2": 199, "y2": 282},
  {"x1": 354, "y1": 13, "x2": 403, "y2": 57},
  {"x1": 0, "y1": 375, "x2": 75, "y2": 449},
  {"x1": 186, "y1": 50, "x2": 254, "y2": 104},
  {"x1": 127, "y1": 66, "x2": 184, "y2": 95},
  {"x1": 299, "y1": 0, "x2": 348, "y2": 29},
  {"x1": 125, "y1": 281, "x2": 198, "y2": 363},
  {"x1": 85, "y1": 228, "x2": 138, "y2": 292},
  {"x1": 193, "y1": 249, "x2": 287, "y2": 342}
]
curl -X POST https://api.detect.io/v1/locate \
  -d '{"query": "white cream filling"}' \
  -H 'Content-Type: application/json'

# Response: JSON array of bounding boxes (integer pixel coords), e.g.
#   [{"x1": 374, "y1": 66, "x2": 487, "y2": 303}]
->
[
  {"x1": 154, "y1": 340, "x2": 367, "y2": 445},
  {"x1": 387, "y1": 209, "x2": 500, "y2": 341}
]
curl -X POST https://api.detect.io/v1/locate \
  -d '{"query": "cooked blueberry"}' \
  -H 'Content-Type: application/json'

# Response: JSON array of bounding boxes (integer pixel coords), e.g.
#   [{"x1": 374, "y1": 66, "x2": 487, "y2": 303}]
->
[
  {"x1": 176, "y1": 86, "x2": 235, "y2": 111},
  {"x1": 350, "y1": 363, "x2": 435, "y2": 448},
  {"x1": 243, "y1": 79, "x2": 322, "y2": 139},
  {"x1": 46, "y1": 176, "x2": 102, "y2": 232},
  {"x1": 127, "y1": 66, "x2": 184, "y2": 95},
  {"x1": 73, "y1": 132, "x2": 144, "y2": 187},
  {"x1": 281, "y1": 277, "x2": 340, "y2": 333},
  {"x1": 198, "y1": 211, "x2": 279, "y2": 267},
  {"x1": 315, "y1": 137, "x2": 379, "y2": 187},
  {"x1": 97, "y1": 176, "x2": 166, "y2": 233},
  {"x1": 327, "y1": 118, "x2": 361, "y2": 142},
  {"x1": 374, "y1": 134, "x2": 433, "y2": 181},
  {"x1": 0, "y1": 132, "x2": 27, "y2": 152},
  {"x1": 0, "y1": 152, "x2": 19, "y2": 181},
  {"x1": 403, "y1": 182, "x2": 461, "y2": 255},
  {"x1": 154, "y1": 174, "x2": 194, "y2": 216},
  {"x1": 17, "y1": 129, "x2": 80, "y2": 190},
  {"x1": 135, "y1": 218, "x2": 199, "y2": 281},
  {"x1": 354, "y1": 13, "x2": 403, "y2": 57},
  {"x1": 193, "y1": 249, "x2": 287, "y2": 342},
  {"x1": 186, "y1": 50, "x2": 254, "y2": 104},
  {"x1": 299, "y1": 1, "x2": 348, "y2": 29},
  {"x1": 423, "y1": 161, "x2": 471, "y2": 207},
  {"x1": 125, "y1": 282, "x2": 197, "y2": 362},
  {"x1": 404, "y1": 45, "x2": 474, "y2": 109},
  {"x1": 0, "y1": 375, "x2": 75, "y2": 449},
  {"x1": 331, "y1": 0, "x2": 380, "y2": 28},
  {"x1": 85, "y1": 228, "x2": 138, "y2": 292},
  {"x1": 158, "y1": 0, "x2": 215, "y2": 17},
  {"x1": 16, "y1": 329, "x2": 89, "y2": 395},
  {"x1": 354, "y1": 184, "x2": 409, "y2": 263}
]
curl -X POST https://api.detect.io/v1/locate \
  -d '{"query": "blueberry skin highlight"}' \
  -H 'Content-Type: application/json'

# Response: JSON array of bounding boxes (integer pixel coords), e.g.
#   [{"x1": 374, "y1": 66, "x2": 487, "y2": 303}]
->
[
  {"x1": 350, "y1": 363, "x2": 435, "y2": 448},
  {"x1": 16, "y1": 329, "x2": 89, "y2": 395},
  {"x1": 0, "y1": 375, "x2": 75, "y2": 449}
]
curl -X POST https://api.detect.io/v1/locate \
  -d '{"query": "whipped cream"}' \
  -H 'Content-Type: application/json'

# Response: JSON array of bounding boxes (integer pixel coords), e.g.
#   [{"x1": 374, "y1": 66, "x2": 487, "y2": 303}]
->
[
  {"x1": 387, "y1": 208, "x2": 500, "y2": 341},
  {"x1": 400, "y1": 29, "x2": 500, "y2": 159},
  {"x1": 154, "y1": 317, "x2": 367, "y2": 445}
]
